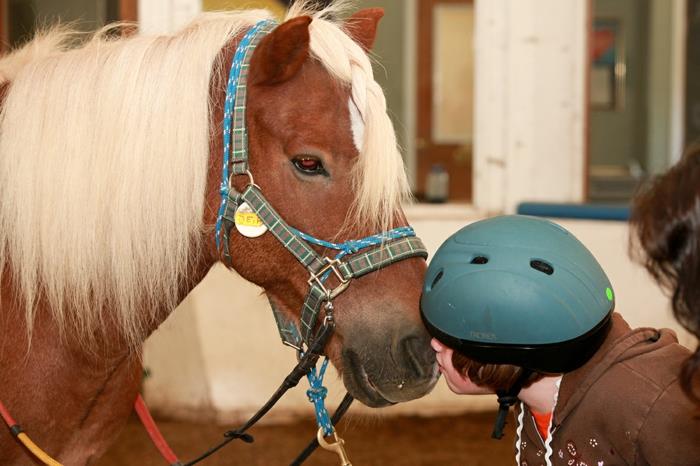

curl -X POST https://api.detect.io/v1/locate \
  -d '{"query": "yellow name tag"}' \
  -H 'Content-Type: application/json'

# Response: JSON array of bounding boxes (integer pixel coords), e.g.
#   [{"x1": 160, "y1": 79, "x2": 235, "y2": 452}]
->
[
  {"x1": 235, "y1": 211, "x2": 263, "y2": 227},
  {"x1": 234, "y1": 202, "x2": 267, "y2": 238}
]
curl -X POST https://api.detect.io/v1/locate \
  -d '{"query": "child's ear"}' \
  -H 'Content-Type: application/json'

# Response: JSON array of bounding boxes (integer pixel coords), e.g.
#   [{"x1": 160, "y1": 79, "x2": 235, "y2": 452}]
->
[{"x1": 430, "y1": 337, "x2": 447, "y2": 352}]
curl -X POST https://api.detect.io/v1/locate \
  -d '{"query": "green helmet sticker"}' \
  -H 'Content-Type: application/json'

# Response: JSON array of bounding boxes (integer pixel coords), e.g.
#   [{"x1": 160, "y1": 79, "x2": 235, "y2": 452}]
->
[{"x1": 606, "y1": 287, "x2": 614, "y2": 302}]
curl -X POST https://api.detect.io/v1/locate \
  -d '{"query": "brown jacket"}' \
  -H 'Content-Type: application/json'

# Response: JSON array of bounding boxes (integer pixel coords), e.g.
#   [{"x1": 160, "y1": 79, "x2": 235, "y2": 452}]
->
[{"x1": 515, "y1": 313, "x2": 700, "y2": 466}]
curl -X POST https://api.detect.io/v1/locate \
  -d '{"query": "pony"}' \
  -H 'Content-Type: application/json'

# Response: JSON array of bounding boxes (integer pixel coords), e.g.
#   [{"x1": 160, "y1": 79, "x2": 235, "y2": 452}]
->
[{"x1": 0, "y1": 2, "x2": 438, "y2": 464}]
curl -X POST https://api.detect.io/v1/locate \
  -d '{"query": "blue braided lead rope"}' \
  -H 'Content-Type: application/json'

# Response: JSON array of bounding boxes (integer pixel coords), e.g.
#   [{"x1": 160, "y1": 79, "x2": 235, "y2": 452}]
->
[
  {"x1": 215, "y1": 19, "x2": 276, "y2": 251},
  {"x1": 306, "y1": 357, "x2": 334, "y2": 436}
]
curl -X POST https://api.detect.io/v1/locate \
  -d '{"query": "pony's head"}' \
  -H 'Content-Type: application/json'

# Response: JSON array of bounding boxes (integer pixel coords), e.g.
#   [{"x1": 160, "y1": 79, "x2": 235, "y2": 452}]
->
[{"x1": 211, "y1": 4, "x2": 438, "y2": 406}]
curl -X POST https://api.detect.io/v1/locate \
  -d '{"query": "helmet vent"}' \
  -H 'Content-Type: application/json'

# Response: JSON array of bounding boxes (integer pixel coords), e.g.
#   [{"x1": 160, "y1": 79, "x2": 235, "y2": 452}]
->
[
  {"x1": 470, "y1": 256, "x2": 489, "y2": 265},
  {"x1": 428, "y1": 270, "x2": 444, "y2": 291},
  {"x1": 530, "y1": 259, "x2": 554, "y2": 275}
]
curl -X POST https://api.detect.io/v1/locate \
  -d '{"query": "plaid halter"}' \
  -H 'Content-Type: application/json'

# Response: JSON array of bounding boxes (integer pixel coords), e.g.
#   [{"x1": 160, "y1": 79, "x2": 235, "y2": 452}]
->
[{"x1": 215, "y1": 19, "x2": 428, "y2": 349}]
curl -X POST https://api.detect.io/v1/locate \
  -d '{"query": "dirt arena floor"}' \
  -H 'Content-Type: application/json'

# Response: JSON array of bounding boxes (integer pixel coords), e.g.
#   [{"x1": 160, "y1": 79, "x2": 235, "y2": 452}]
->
[{"x1": 98, "y1": 411, "x2": 515, "y2": 466}]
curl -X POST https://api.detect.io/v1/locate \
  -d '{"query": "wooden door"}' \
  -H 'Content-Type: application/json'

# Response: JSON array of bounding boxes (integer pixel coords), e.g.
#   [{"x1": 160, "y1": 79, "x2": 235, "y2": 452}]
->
[
  {"x1": 416, "y1": 0, "x2": 474, "y2": 202},
  {"x1": 120, "y1": 0, "x2": 138, "y2": 22},
  {"x1": 0, "y1": 0, "x2": 7, "y2": 53},
  {"x1": 1, "y1": 0, "x2": 137, "y2": 52}
]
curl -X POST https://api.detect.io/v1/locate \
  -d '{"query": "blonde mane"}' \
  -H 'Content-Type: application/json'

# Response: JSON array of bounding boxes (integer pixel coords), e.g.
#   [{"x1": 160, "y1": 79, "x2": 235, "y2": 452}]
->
[{"x1": 0, "y1": 1, "x2": 409, "y2": 346}]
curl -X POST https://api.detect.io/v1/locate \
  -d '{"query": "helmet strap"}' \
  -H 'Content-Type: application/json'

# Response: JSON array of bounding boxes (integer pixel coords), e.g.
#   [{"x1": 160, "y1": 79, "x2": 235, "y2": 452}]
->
[{"x1": 491, "y1": 368, "x2": 533, "y2": 439}]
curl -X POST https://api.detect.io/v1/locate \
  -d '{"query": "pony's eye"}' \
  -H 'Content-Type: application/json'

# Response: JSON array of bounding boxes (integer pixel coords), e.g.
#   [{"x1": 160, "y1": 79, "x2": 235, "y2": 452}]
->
[{"x1": 292, "y1": 156, "x2": 327, "y2": 176}]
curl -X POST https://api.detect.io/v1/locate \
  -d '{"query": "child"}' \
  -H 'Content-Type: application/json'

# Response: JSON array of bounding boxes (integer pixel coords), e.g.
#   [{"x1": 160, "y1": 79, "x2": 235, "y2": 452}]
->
[
  {"x1": 421, "y1": 215, "x2": 700, "y2": 466},
  {"x1": 631, "y1": 144, "x2": 700, "y2": 405}
]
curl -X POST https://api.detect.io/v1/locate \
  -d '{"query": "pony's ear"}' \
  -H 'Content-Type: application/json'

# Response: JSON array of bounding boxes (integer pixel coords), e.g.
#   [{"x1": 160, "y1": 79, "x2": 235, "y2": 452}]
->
[
  {"x1": 251, "y1": 16, "x2": 312, "y2": 86},
  {"x1": 345, "y1": 8, "x2": 384, "y2": 52}
]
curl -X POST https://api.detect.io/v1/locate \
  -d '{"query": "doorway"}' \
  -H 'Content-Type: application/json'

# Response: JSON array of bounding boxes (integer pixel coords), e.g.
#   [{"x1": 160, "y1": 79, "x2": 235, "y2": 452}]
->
[
  {"x1": 587, "y1": 0, "x2": 686, "y2": 202},
  {"x1": 1, "y1": 0, "x2": 137, "y2": 52},
  {"x1": 416, "y1": 0, "x2": 474, "y2": 202}
]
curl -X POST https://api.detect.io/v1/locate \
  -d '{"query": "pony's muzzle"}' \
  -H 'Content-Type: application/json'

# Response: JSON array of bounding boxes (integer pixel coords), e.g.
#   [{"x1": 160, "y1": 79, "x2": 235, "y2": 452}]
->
[{"x1": 339, "y1": 327, "x2": 439, "y2": 407}]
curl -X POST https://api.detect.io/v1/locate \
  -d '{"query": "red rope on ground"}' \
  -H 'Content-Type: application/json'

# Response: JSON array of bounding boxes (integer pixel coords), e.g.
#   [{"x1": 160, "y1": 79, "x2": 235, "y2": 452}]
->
[
  {"x1": 0, "y1": 399, "x2": 18, "y2": 428},
  {"x1": 134, "y1": 394, "x2": 180, "y2": 465}
]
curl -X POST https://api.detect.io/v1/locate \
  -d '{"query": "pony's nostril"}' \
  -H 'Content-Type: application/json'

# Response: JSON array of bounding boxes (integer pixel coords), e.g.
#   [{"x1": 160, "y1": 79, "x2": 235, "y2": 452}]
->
[{"x1": 400, "y1": 334, "x2": 433, "y2": 378}]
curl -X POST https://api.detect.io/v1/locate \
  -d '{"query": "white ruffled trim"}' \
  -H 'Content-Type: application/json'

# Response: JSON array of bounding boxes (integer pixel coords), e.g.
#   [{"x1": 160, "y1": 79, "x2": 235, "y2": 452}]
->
[
  {"x1": 514, "y1": 402, "x2": 525, "y2": 466},
  {"x1": 514, "y1": 376, "x2": 563, "y2": 466},
  {"x1": 543, "y1": 376, "x2": 563, "y2": 466}
]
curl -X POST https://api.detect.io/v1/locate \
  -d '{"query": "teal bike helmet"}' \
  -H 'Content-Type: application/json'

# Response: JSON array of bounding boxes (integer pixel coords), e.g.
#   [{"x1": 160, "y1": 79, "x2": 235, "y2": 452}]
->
[{"x1": 420, "y1": 215, "x2": 615, "y2": 437}]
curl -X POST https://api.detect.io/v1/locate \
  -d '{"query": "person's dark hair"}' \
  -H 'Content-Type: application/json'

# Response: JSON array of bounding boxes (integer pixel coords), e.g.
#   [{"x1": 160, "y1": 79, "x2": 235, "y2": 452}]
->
[
  {"x1": 451, "y1": 351, "x2": 545, "y2": 392},
  {"x1": 630, "y1": 144, "x2": 700, "y2": 404}
]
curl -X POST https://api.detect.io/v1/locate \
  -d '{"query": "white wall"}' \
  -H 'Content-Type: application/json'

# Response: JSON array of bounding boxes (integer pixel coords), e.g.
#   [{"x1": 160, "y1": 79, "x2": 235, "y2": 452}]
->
[
  {"x1": 143, "y1": 208, "x2": 692, "y2": 424},
  {"x1": 473, "y1": 0, "x2": 588, "y2": 213},
  {"x1": 138, "y1": 0, "x2": 201, "y2": 35}
]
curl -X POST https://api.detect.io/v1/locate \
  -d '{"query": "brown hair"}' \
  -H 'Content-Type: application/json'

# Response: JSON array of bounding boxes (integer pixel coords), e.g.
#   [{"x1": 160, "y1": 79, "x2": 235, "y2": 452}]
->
[
  {"x1": 451, "y1": 351, "x2": 545, "y2": 392},
  {"x1": 630, "y1": 144, "x2": 700, "y2": 404}
]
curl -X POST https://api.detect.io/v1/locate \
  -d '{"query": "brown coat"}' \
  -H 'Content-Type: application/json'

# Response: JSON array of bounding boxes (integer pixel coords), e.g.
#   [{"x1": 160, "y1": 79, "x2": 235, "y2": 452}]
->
[{"x1": 515, "y1": 313, "x2": 700, "y2": 466}]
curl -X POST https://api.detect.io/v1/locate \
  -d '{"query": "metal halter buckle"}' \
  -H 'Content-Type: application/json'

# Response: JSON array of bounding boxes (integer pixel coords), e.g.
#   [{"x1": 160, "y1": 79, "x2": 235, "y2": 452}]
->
[
  {"x1": 308, "y1": 258, "x2": 351, "y2": 300},
  {"x1": 228, "y1": 169, "x2": 259, "y2": 191}
]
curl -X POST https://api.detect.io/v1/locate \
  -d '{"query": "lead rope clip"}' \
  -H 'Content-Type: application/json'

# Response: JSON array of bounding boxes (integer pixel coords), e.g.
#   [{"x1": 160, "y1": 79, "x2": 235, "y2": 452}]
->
[{"x1": 317, "y1": 428, "x2": 352, "y2": 466}]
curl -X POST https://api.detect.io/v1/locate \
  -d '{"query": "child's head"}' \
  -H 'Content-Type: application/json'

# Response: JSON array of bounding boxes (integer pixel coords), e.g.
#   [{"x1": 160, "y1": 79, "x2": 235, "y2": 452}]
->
[
  {"x1": 631, "y1": 145, "x2": 700, "y2": 404},
  {"x1": 420, "y1": 215, "x2": 615, "y2": 437}
]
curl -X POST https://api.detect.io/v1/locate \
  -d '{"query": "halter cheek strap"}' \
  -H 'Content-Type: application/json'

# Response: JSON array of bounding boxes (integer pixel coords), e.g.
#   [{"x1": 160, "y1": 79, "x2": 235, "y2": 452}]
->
[{"x1": 215, "y1": 19, "x2": 276, "y2": 254}]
